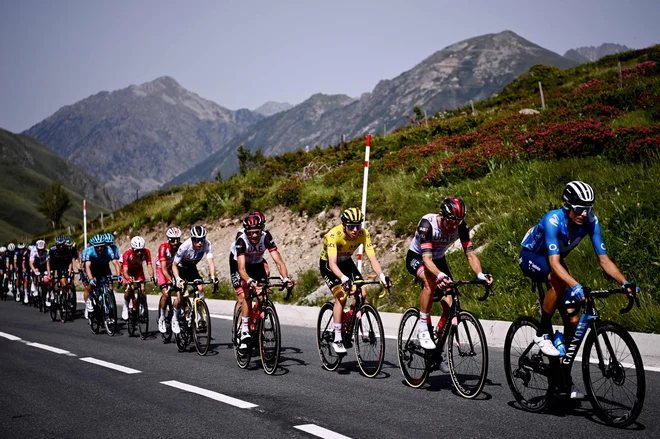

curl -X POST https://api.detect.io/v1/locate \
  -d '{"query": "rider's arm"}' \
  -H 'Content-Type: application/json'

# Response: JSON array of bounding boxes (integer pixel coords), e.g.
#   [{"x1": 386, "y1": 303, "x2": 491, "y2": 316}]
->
[
  {"x1": 237, "y1": 254, "x2": 250, "y2": 282},
  {"x1": 588, "y1": 214, "x2": 627, "y2": 284},
  {"x1": 543, "y1": 214, "x2": 579, "y2": 288},
  {"x1": 598, "y1": 254, "x2": 627, "y2": 285},
  {"x1": 85, "y1": 260, "x2": 93, "y2": 280},
  {"x1": 46, "y1": 259, "x2": 51, "y2": 275},
  {"x1": 269, "y1": 250, "x2": 289, "y2": 280},
  {"x1": 206, "y1": 256, "x2": 216, "y2": 279},
  {"x1": 29, "y1": 253, "x2": 36, "y2": 272},
  {"x1": 145, "y1": 248, "x2": 155, "y2": 279}
]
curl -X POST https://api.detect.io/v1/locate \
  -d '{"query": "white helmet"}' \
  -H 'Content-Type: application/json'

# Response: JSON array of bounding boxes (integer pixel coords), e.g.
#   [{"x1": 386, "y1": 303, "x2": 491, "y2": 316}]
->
[
  {"x1": 131, "y1": 236, "x2": 146, "y2": 250},
  {"x1": 36, "y1": 239, "x2": 46, "y2": 250},
  {"x1": 190, "y1": 225, "x2": 207, "y2": 239},
  {"x1": 7, "y1": 243, "x2": 15, "y2": 251},
  {"x1": 0, "y1": 246, "x2": 6, "y2": 253},
  {"x1": 17, "y1": 242, "x2": 25, "y2": 249},
  {"x1": 166, "y1": 227, "x2": 182, "y2": 239}
]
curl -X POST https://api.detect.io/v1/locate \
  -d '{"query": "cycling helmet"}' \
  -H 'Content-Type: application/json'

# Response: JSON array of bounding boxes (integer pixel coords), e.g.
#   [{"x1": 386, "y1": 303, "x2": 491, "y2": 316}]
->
[
  {"x1": 130, "y1": 236, "x2": 146, "y2": 250},
  {"x1": 341, "y1": 207, "x2": 364, "y2": 224},
  {"x1": 250, "y1": 211, "x2": 266, "y2": 225},
  {"x1": 166, "y1": 227, "x2": 182, "y2": 239},
  {"x1": 65, "y1": 237, "x2": 74, "y2": 247},
  {"x1": 562, "y1": 181, "x2": 595, "y2": 206},
  {"x1": 55, "y1": 234, "x2": 66, "y2": 245},
  {"x1": 17, "y1": 242, "x2": 25, "y2": 249},
  {"x1": 190, "y1": 225, "x2": 207, "y2": 239},
  {"x1": 89, "y1": 234, "x2": 104, "y2": 246},
  {"x1": 440, "y1": 197, "x2": 466, "y2": 221},
  {"x1": 36, "y1": 239, "x2": 46, "y2": 250},
  {"x1": 243, "y1": 214, "x2": 264, "y2": 230},
  {"x1": 102, "y1": 233, "x2": 115, "y2": 244},
  {"x1": 0, "y1": 246, "x2": 6, "y2": 253},
  {"x1": 8, "y1": 243, "x2": 15, "y2": 251}
]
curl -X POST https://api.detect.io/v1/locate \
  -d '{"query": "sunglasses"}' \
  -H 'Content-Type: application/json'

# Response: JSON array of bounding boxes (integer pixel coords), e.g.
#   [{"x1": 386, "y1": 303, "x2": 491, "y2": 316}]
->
[
  {"x1": 570, "y1": 205, "x2": 593, "y2": 215},
  {"x1": 346, "y1": 224, "x2": 362, "y2": 231},
  {"x1": 191, "y1": 237, "x2": 205, "y2": 243},
  {"x1": 444, "y1": 218, "x2": 462, "y2": 226},
  {"x1": 168, "y1": 238, "x2": 181, "y2": 244},
  {"x1": 246, "y1": 230, "x2": 261, "y2": 236}
]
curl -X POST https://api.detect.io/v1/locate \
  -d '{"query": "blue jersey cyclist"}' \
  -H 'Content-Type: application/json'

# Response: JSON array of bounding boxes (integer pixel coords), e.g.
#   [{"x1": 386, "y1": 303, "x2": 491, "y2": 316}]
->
[
  {"x1": 82, "y1": 234, "x2": 120, "y2": 319},
  {"x1": 520, "y1": 181, "x2": 639, "y2": 366}
]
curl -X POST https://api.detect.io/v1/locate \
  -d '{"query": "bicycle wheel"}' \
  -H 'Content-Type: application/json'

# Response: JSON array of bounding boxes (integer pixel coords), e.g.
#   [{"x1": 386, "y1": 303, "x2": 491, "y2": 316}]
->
[
  {"x1": 58, "y1": 291, "x2": 68, "y2": 323},
  {"x1": 175, "y1": 298, "x2": 192, "y2": 352},
  {"x1": 316, "y1": 302, "x2": 342, "y2": 371},
  {"x1": 447, "y1": 310, "x2": 488, "y2": 398},
  {"x1": 397, "y1": 307, "x2": 430, "y2": 388},
  {"x1": 103, "y1": 291, "x2": 116, "y2": 336},
  {"x1": 67, "y1": 288, "x2": 77, "y2": 320},
  {"x1": 234, "y1": 304, "x2": 252, "y2": 368},
  {"x1": 137, "y1": 291, "x2": 149, "y2": 340},
  {"x1": 162, "y1": 304, "x2": 173, "y2": 343},
  {"x1": 354, "y1": 304, "x2": 385, "y2": 378},
  {"x1": 582, "y1": 321, "x2": 646, "y2": 428},
  {"x1": 49, "y1": 290, "x2": 58, "y2": 322},
  {"x1": 193, "y1": 299, "x2": 211, "y2": 355},
  {"x1": 260, "y1": 303, "x2": 281, "y2": 375},
  {"x1": 89, "y1": 294, "x2": 102, "y2": 334},
  {"x1": 503, "y1": 316, "x2": 551, "y2": 412},
  {"x1": 126, "y1": 300, "x2": 137, "y2": 337}
]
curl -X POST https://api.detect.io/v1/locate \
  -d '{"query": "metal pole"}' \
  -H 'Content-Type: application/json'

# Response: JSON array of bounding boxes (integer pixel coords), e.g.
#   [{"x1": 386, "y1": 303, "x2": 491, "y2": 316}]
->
[
  {"x1": 618, "y1": 61, "x2": 623, "y2": 89},
  {"x1": 83, "y1": 200, "x2": 88, "y2": 248},
  {"x1": 101, "y1": 212, "x2": 104, "y2": 231},
  {"x1": 470, "y1": 100, "x2": 476, "y2": 117},
  {"x1": 539, "y1": 82, "x2": 546, "y2": 111},
  {"x1": 424, "y1": 110, "x2": 429, "y2": 128},
  {"x1": 357, "y1": 134, "x2": 371, "y2": 272}
]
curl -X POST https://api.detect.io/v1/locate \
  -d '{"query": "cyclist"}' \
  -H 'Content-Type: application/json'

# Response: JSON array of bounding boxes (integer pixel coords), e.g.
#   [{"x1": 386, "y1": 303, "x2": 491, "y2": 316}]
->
[
  {"x1": 48, "y1": 235, "x2": 75, "y2": 305},
  {"x1": 102, "y1": 233, "x2": 122, "y2": 279},
  {"x1": 0, "y1": 246, "x2": 6, "y2": 296},
  {"x1": 407, "y1": 197, "x2": 493, "y2": 363},
  {"x1": 121, "y1": 236, "x2": 155, "y2": 320},
  {"x1": 6, "y1": 243, "x2": 18, "y2": 301},
  {"x1": 171, "y1": 226, "x2": 219, "y2": 334},
  {"x1": 81, "y1": 234, "x2": 119, "y2": 319},
  {"x1": 15, "y1": 243, "x2": 30, "y2": 303},
  {"x1": 520, "y1": 181, "x2": 638, "y2": 358},
  {"x1": 231, "y1": 214, "x2": 294, "y2": 349},
  {"x1": 29, "y1": 239, "x2": 52, "y2": 304},
  {"x1": 319, "y1": 207, "x2": 392, "y2": 354},
  {"x1": 156, "y1": 227, "x2": 183, "y2": 333}
]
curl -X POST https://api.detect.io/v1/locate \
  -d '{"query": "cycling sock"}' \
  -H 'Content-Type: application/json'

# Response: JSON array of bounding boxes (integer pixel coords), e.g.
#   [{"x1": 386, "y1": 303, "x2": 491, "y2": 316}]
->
[
  {"x1": 334, "y1": 323, "x2": 342, "y2": 341},
  {"x1": 418, "y1": 312, "x2": 430, "y2": 332},
  {"x1": 159, "y1": 308, "x2": 165, "y2": 321},
  {"x1": 173, "y1": 308, "x2": 180, "y2": 319},
  {"x1": 241, "y1": 316, "x2": 249, "y2": 332},
  {"x1": 538, "y1": 311, "x2": 553, "y2": 337}
]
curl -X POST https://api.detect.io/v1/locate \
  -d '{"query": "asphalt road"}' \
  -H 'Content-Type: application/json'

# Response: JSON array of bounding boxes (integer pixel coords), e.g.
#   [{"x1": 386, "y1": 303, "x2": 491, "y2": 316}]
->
[{"x1": 0, "y1": 300, "x2": 658, "y2": 439}]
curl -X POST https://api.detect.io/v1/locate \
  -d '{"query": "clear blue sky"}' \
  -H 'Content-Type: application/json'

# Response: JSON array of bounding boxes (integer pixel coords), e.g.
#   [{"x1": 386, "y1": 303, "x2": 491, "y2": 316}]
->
[{"x1": 1, "y1": 0, "x2": 658, "y2": 132}]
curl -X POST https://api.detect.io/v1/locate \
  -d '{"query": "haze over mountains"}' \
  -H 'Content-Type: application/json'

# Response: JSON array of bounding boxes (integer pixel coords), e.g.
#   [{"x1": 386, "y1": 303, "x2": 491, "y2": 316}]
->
[{"x1": 24, "y1": 30, "x2": 625, "y2": 202}]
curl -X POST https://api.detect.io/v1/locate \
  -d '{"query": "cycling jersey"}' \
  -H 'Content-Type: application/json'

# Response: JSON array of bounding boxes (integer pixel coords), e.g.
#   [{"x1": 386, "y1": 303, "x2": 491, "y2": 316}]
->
[
  {"x1": 156, "y1": 242, "x2": 176, "y2": 270},
  {"x1": 30, "y1": 248, "x2": 50, "y2": 267},
  {"x1": 230, "y1": 231, "x2": 278, "y2": 264},
  {"x1": 409, "y1": 213, "x2": 473, "y2": 259},
  {"x1": 49, "y1": 246, "x2": 74, "y2": 269},
  {"x1": 320, "y1": 224, "x2": 375, "y2": 262},
  {"x1": 122, "y1": 248, "x2": 153, "y2": 270},
  {"x1": 81, "y1": 245, "x2": 119, "y2": 267},
  {"x1": 173, "y1": 238, "x2": 212, "y2": 266},
  {"x1": 521, "y1": 208, "x2": 606, "y2": 257}
]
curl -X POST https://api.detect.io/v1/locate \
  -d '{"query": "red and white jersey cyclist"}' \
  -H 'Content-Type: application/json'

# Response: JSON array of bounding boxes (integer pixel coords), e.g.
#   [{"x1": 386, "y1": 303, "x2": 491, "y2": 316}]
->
[
  {"x1": 120, "y1": 236, "x2": 155, "y2": 321},
  {"x1": 156, "y1": 227, "x2": 183, "y2": 333}
]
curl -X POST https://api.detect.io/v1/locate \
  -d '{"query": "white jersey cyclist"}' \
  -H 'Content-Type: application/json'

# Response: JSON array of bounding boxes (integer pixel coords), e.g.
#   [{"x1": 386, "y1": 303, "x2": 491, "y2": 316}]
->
[
  {"x1": 409, "y1": 213, "x2": 473, "y2": 259},
  {"x1": 230, "y1": 230, "x2": 278, "y2": 265},
  {"x1": 174, "y1": 238, "x2": 213, "y2": 266},
  {"x1": 30, "y1": 246, "x2": 50, "y2": 267}
]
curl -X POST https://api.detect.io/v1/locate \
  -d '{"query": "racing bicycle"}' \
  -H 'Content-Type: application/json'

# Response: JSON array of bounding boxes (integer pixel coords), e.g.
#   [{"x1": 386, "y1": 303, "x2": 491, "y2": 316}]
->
[
  {"x1": 172, "y1": 279, "x2": 215, "y2": 356},
  {"x1": 125, "y1": 279, "x2": 152, "y2": 340}
]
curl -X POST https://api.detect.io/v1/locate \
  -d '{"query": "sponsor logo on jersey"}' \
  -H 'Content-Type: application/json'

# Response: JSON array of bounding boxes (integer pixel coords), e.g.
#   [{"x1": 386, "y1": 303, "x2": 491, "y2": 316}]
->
[{"x1": 549, "y1": 214, "x2": 559, "y2": 227}]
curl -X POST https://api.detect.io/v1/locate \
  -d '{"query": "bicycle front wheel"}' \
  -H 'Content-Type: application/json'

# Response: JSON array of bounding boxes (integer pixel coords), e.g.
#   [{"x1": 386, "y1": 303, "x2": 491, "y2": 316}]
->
[
  {"x1": 503, "y1": 316, "x2": 551, "y2": 412},
  {"x1": 397, "y1": 307, "x2": 430, "y2": 388},
  {"x1": 103, "y1": 291, "x2": 116, "y2": 336},
  {"x1": 316, "y1": 302, "x2": 342, "y2": 371},
  {"x1": 447, "y1": 311, "x2": 488, "y2": 398},
  {"x1": 175, "y1": 299, "x2": 192, "y2": 352},
  {"x1": 260, "y1": 303, "x2": 281, "y2": 375},
  {"x1": 137, "y1": 291, "x2": 149, "y2": 340},
  {"x1": 582, "y1": 321, "x2": 646, "y2": 428},
  {"x1": 233, "y1": 304, "x2": 251, "y2": 368},
  {"x1": 49, "y1": 291, "x2": 58, "y2": 322},
  {"x1": 354, "y1": 304, "x2": 385, "y2": 378},
  {"x1": 192, "y1": 299, "x2": 211, "y2": 356}
]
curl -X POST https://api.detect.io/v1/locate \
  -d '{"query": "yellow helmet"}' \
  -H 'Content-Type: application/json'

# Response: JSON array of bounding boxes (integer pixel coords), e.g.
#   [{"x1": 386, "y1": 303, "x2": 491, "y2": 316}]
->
[{"x1": 341, "y1": 207, "x2": 363, "y2": 224}]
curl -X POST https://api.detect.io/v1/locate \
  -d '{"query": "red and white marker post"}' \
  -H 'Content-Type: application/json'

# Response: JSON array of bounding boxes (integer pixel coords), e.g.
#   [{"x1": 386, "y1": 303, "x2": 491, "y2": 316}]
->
[
  {"x1": 83, "y1": 200, "x2": 88, "y2": 248},
  {"x1": 357, "y1": 134, "x2": 371, "y2": 272}
]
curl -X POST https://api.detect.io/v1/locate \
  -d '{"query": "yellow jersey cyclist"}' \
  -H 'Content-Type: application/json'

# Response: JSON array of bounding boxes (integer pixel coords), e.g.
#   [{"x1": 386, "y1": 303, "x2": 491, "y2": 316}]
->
[
  {"x1": 407, "y1": 197, "x2": 493, "y2": 359},
  {"x1": 319, "y1": 207, "x2": 392, "y2": 354}
]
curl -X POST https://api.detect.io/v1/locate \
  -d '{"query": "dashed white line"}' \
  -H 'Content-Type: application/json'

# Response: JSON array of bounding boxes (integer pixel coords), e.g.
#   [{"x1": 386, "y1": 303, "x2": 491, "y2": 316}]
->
[
  {"x1": 80, "y1": 357, "x2": 141, "y2": 374},
  {"x1": 294, "y1": 424, "x2": 353, "y2": 439},
  {"x1": 0, "y1": 331, "x2": 22, "y2": 341},
  {"x1": 26, "y1": 342, "x2": 72, "y2": 355},
  {"x1": 161, "y1": 380, "x2": 257, "y2": 408}
]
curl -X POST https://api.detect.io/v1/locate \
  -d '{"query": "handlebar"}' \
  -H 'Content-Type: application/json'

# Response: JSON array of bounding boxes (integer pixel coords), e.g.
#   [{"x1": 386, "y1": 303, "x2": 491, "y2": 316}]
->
[
  {"x1": 434, "y1": 278, "x2": 494, "y2": 302},
  {"x1": 588, "y1": 286, "x2": 640, "y2": 315},
  {"x1": 250, "y1": 276, "x2": 294, "y2": 301},
  {"x1": 172, "y1": 278, "x2": 218, "y2": 296},
  {"x1": 339, "y1": 279, "x2": 391, "y2": 301}
]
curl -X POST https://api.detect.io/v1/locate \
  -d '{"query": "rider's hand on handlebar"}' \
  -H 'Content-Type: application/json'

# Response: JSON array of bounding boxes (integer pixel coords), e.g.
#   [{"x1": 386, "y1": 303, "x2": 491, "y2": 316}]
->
[
  {"x1": 246, "y1": 278, "x2": 257, "y2": 291},
  {"x1": 379, "y1": 272, "x2": 392, "y2": 288},
  {"x1": 282, "y1": 276, "x2": 295, "y2": 289},
  {"x1": 477, "y1": 272, "x2": 493, "y2": 285},
  {"x1": 623, "y1": 281, "x2": 640, "y2": 297},
  {"x1": 211, "y1": 275, "x2": 219, "y2": 285},
  {"x1": 436, "y1": 272, "x2": 451, "y2": 290},
  {"x1": 566, "y1": 283, "x2": 584, "y2": 303},
  {"x1": 340, "y1": 275, "x2": 353, "y2": 292},
  {"x1": 89, "y1": 278, "x2": 97, "y2": 287}
]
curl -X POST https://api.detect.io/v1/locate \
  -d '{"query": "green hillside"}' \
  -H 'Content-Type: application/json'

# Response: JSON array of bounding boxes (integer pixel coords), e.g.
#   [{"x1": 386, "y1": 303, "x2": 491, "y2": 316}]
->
[
  {"x1": 0, "y1": 129, "x2": 118, "y2": 243},
  {"x1": 83, "y1": 46, "x2": 660, "y2": 332}
]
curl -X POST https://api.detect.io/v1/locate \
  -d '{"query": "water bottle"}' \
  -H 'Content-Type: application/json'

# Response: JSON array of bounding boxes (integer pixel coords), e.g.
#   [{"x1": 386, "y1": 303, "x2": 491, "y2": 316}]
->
[{"x1": 553, "y1": 330, "x2": 567, "y2": 357}]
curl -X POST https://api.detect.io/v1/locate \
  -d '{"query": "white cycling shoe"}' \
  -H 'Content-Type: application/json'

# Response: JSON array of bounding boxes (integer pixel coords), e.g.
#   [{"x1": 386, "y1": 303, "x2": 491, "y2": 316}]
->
[
  {"x1": 171, "y1": 318, "x2": 181, "y2": 334},
  {"x1": 158, "y1": 319, "x2": 167, "y2": 334},
  {"x1": 570, "y1": 384, "x2": 585, "y2": 400},
  {"x1": 417, "y1": 329, "x2": 436, "y2": 350},
  {"x1": 533, "y1": 334, "x2": 561, "y2": 357},
  {"x1": 121, "y1": 306, "x2": 129, "y2": 321},
  {"x1": 332, "y1": 340, "x2": 347, "y2": 354},
  {"x1": 239, "y1": 330, "x2": 252, "y2": 350}
]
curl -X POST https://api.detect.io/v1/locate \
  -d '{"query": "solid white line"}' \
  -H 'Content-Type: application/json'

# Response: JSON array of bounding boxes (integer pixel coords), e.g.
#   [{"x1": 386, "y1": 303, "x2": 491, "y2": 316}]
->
[
  {"x1": 0, "y1": 331, "x2": 22, "y2": 341},
  {"x1": 579, "y1": 357, "x2": 660, "y2": 373},
  {"x1": 26, "y1": 342, "x2": 72, "y2": 355},
  {"x1": 294, "y1": 424, "x2": 353, "y2": 439},
  {"x1": 210, "y1": 314, "x2": 233, "y2": 320},
  {"x1": 160, "y1": 380, "x2": 257, "y2": 409},
  {"x1": 79, "y1": 357, "x2": 141, "y2": 374}
]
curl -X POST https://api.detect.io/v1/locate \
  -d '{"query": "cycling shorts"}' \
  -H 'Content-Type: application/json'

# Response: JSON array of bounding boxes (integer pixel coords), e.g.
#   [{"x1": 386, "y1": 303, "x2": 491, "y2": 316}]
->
[
  {"x1": 123, "y1": 266, "x2": 146, "y2": 284},
  {"x1": 156, "y1": 266, "x2": 173, "y2": 290},
  {"x1": 229, "y1": 255, "x2": 268, "y2": 294},
  {"x1": 319, "y1": 258, "x2": 363, "y2": 295},
  {"x1": 405, "y1": 250, "x2": 453, "y2": 280},
  {"x1": 81, "y1": 266, "x2": 112, "y2": 285},
  {"x1": 177, "y1": 264, "x2": 201, "y2": 283}
]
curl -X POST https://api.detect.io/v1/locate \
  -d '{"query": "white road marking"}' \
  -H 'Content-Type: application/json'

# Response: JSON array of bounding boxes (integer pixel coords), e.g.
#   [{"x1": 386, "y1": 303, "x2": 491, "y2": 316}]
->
[
  {"x1": 210, "y1": 314, "x2": 233, "y2": 320},
  {"x1": 0, "y1": 331, "x2": 22, "y2": 341},
  {"x1": 79, "y1": 357, "x2": 141, "y2": 374},
  {"x1": 579, "y1": 357, "x2": 660, "y2": 373},
  {"x1": 160, "y1": 380, "x2": 257, "y2": 409},
  {"x1": 294, "y1": 424, "x2": 353, "y2": 439},
  {"x1": 25, "y1": 342, "x2": 72, "y2": 355}
]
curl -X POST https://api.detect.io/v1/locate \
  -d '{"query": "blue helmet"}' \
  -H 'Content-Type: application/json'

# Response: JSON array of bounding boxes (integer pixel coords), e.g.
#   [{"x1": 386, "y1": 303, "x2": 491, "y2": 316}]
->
[
  {"x1": 89, "y1": 234, "x2": 104, "y2": 246},
  {"x1": 102, "y1": 233, "x2": 115, "y2": 244}
]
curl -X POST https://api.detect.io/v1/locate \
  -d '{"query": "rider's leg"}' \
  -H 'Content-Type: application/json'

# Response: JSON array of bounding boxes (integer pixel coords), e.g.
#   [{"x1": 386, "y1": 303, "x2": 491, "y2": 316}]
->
[{"x1": 122, "y1": 284, "x2": 134, "y2": 320}]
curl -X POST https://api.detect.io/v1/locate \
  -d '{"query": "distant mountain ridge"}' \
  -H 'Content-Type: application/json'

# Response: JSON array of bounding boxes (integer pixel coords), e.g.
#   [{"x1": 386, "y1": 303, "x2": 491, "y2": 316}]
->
[
  {"x1": 253, "y1": 101, "x2": 294, "y2": 116},
  {"x1": 0, "y1": 128, "x2": 118, "y2": 241},
  {"x1": 24, "y1": 76, "x2": 264, "y2": 203},
  {"x1": 168, "y1": 30, "x2": 579, "y2": 185},
  {"x1": 564, "y1": 43, "x2": 633, "y2": 64}
]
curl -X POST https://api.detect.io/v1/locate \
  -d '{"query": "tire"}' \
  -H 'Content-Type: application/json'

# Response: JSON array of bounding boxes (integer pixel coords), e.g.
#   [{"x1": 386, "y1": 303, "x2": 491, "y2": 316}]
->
[
  {"x1": 59, "y1": 290, "x2": 69, "y2": 323},
  {"x1": 447, "y1": 310, "x2": 488, "y2": 398},
  {"x1": 503, "y1": 316, "x2": 551, "y2": 412},
  {"x1": 49, "y1": 290, "x2": 58, "y2": 322},
  {"x1": 316, "y1": 302, "x2": 342, "y2": 371},
  {"x1": 162, "y1": 302, "x2": 173, "y2": 343},
  {"x1": 137, "y1": 290, "x2": 149, "y2": 340},
  {"x1": 103, "y1": 290, "x2": 116, "y2": 336},
  {"x1": 397, "y1": 307, "x2": 430, "y2": 388},
  {"x1": 260, "y1": 303, "x2": 281, "y2": 375},
  {"x1": 192, "y1": 299, "x2": 211, "y2": 356},
  {"x1": 37, "y1": 284, "x2": 44, "y2": 312},
  {"x1": 354, "y1": 304, "x2": 385, "y2": 378},
  {"x1": 582, "y1": 321, "x2": 646, "y2": 428},
  {"x1": 67, "y1": 288, "x2": 76, "y2": 321},
  {"x1": 89, "y1": 294, "x2": 102, "y2": 334},
  {"x1": 175, "y1": 298, "x2": 192, "y2": 352},
  {"x1": 126, "y1": 300, "x2": 137, "y2": 337},
  {"x1": 234, "y1": 304, "x2": 251, "y2": 369}
]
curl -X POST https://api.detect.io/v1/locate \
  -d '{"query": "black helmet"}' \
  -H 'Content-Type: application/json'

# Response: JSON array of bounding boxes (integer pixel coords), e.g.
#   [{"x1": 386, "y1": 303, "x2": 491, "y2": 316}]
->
[
  {"x1": 341, "y1": 207, "x2": 364, "y2": 225},
  {"x1": 562, "y1": 181, "x2": 595, "y2": 206},
  {"x1": 55, "y1": 234, "x2": 66, "y2": 245},
  {"x1": 243, "y1": 214, "x2": 264, "y2": 230},
  {"x1": 440, "y1": 197, "x2": 466, "y2": 221}
]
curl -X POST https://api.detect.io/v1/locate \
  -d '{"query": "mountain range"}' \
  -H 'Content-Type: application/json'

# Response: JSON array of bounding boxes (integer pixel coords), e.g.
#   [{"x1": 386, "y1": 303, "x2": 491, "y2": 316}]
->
[{"x1": 564, "y1": 43, "x2": 633, "y2": 64}]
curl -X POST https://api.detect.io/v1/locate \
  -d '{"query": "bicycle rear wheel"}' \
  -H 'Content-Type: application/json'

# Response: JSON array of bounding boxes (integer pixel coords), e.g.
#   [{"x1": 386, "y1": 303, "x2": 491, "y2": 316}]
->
[
  {"x1": 192, "y1": 299, "x2": 211, "y2": 355},
  {"x1": 126, "y1": 301, "x2": 137, "y2": 337},
  {"x1": 162, "y1": 303, "x2": 173, "y2": 343},
  {"x1": 503, "y1": 316, "x2": 551, "y2": 412},
  {"x1": 103, "y1": 291, "x2": 116, "y2": 336},
  {"x1": 234, "y1": 304, "x2": 252, "y2": 368},
  {"x1": 582, "y1": 321, "x2": 646, "y2": 428},
  {"x1": 354, "y1": 304, "x2": 385, "y2": 378},
  {"x1": 316, "y1": 302, "x2": 342, "y2": 371},
  {"x1": 175, "y1": 299, "x2": 192, "y2": 352},
  {"x1": 260, "y1": 303, "x2": 281, "y2": 375},
  {"x1": 137, "y1": 290, "x2": 149, "y2": 340},
  {"x1": 49, "y1": 290, "x2": 58, "y2": 322},
  {"x1": 397, "y1": 307, "x2": 430, "y2": 388},
  {"x1": 447, "y1": 310, "x2": 488, "y2": 398}
]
